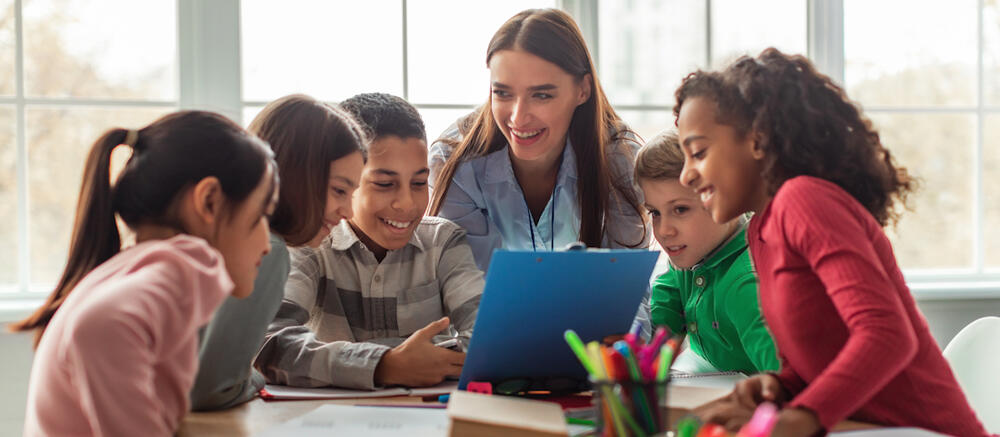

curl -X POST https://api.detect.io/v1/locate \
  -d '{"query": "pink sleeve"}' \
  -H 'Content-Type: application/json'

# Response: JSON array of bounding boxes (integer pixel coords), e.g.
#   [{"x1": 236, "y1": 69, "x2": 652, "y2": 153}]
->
[{"x1": 777, "y1": 180, "x2": 918, "y2": 430}]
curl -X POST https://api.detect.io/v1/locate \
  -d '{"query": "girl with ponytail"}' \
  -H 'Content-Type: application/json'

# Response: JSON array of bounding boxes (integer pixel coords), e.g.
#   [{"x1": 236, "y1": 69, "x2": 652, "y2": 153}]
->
[{"x1": 17, "y1": 111, "x2": 277, "y2": 436}]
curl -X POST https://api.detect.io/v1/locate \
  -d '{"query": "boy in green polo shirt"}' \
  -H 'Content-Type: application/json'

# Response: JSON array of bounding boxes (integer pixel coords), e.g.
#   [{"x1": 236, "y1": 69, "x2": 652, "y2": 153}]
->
[{"x1": 636, "y1": 129, "x2": 778, "y2": 374}]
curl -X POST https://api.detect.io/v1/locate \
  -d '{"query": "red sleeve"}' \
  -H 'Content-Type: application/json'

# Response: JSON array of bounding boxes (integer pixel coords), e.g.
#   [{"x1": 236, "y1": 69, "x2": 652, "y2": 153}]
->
[
  {"x1": 773, "y1": 353, "x2": 807, "y2": 397},
  {"x1": 776, "y1": 179, "x2": 918, "y2": 430}
]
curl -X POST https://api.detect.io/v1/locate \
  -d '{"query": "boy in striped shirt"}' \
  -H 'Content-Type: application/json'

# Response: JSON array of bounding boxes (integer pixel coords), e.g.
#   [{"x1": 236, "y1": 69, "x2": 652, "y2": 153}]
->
[{"x1": 255, "y1": 93, "x2": 483, "y2": 389}]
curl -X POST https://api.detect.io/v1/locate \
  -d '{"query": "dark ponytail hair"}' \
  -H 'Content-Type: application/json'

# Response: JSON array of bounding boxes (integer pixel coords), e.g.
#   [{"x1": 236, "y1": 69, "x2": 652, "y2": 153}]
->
[
  {"x1": 12, "y1": 111, "x2": 276, "y2": 345},
  {"x1": 429, "y1": 8, "x2": 646, "y2": 248},
  {"x1": 248, "y1": 94, "x2": 367, "y2": 246},
  {"x1": 674, "y1": 47, "x2": 915, "y2": 227}
]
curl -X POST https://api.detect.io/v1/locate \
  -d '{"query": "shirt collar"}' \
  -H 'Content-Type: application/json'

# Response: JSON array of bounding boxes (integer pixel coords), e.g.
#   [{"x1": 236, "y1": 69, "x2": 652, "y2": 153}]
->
[
  {"x1": 327, "y1": 220, "x2": 426, "y2": 253},
  {"x1": 482, "y1": 138, "x2": 577, "y2": 184},
  {"x1": 671, "y1": 215, "x2": 750, "y2": 272}
]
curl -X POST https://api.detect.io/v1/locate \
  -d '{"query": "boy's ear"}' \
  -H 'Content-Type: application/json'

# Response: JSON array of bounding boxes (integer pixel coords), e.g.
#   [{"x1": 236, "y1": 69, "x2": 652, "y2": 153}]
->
[
  {"x1": 576, "y1": 74, "x2": 593, "y2": 106},
  {"x1": 191, "y1": 176, "x2": 224, "y2": 226}
]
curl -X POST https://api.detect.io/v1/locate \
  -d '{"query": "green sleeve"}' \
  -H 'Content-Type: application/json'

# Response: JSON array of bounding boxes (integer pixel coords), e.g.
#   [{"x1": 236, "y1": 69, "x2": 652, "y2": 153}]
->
[
  {"x1": 650, "y1": 272, "x2": 685, "y2": 336},
  {"x1": 723, "y1": 271, "x2": 780, "y2": 373}
]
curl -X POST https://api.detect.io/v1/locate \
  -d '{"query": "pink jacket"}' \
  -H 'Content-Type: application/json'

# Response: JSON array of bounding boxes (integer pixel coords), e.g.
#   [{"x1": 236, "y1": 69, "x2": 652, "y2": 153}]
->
[{"x1": 24, "y1": 235, "x2": 233, "y2": 437}]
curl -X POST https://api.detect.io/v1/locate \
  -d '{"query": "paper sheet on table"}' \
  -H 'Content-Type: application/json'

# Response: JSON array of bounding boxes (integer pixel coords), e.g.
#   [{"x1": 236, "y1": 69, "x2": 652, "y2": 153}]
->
[
  {"x1": 261, "y1": 380, "x2": 458, "y2": 400},
  {"x1": 254, "y1": 404, "x2": 448, "y2": 437}
]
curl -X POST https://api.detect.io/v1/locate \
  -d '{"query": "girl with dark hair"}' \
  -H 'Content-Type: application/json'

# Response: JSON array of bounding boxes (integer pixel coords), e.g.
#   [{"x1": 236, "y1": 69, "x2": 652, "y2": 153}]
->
[
  {"x1": 675, "y1": 48, "x2": 989, "y2": 436},
  {"x1": 17, "y1": 111, "x2": 278, "y2": 436},
  {"x1": 428, "y1": 8, "x2": 650, "y2": 273},
  {"x1": 191, "y1": 94, "x2": 367, "y2": 410}
]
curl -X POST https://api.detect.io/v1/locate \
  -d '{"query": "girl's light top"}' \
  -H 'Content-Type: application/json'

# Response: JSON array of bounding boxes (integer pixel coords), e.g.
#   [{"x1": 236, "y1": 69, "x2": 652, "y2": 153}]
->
[{"x1": 24, "y1": 235, "x2": 233, "y2": 437}]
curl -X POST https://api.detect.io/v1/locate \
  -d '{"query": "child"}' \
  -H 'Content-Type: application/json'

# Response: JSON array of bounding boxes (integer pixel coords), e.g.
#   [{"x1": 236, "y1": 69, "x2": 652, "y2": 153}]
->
[
  {"x1": 637, "y1": 129, "x2": 777, "y2": 375},
  {"x1": 675, "y1": 48, "x2": 990, "y2": 436},
  {"x1": 15, "y1": 111, "x2": 277, "y2": 436},
  {"x1": 191, "y1": 94, "x2": 367, "y2": 410},
  {"x1": 254, "y1": 93, "x2": 484, "y2": 389}
]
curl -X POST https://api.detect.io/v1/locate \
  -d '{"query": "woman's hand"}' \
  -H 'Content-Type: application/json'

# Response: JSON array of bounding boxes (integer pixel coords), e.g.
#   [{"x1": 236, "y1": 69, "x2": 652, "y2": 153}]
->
[{"x1": 374, "y1": 317, "x2": 465, "y2": 387}]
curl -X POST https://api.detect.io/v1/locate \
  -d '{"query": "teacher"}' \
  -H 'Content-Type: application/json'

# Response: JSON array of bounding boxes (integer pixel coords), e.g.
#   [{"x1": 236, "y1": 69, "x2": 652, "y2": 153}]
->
[{"x1": 429, "y1": 8, "x2": 649, "y2": 273}]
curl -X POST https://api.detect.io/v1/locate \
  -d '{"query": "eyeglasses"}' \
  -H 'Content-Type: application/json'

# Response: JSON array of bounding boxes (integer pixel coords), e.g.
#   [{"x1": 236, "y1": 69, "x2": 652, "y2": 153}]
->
[{"x1": 492, "y1": 376, "x2": 587, "y2": 397}]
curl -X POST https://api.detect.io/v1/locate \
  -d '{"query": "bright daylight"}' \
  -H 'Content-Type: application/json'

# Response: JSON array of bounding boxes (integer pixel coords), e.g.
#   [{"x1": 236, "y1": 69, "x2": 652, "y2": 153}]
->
[{"x1": 2, "y1": 1, "x2": 999, "y2": 436}]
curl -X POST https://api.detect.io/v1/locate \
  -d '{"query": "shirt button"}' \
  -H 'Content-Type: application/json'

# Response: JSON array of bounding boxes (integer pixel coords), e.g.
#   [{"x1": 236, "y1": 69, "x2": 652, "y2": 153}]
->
[
  {"x1": 689, "y1": 322, "x2": 698, "y2": 333},
  {"x1": 374, "y1": 275, "x2": 381, "y2": 283},
  {"x1": 695, "y1": 276, "x2": 706, "y2": 287}
]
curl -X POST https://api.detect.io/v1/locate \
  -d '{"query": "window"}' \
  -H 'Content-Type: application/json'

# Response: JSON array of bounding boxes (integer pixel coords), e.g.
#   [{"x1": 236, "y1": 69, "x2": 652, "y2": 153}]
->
[
  {"x1": 597, "y1": 0, "x2": 806, "y2": 140},
  {"x1": 240, "y1": 0, "x2": 556, "y2": 141},
  {"x1": 2, "y1": 0, "x2": 997, "y2": 297},
  {"x1": 2, "y1": 0, "x2": 176, "y2": 293},
  {"x1": 844, "y1": 0, "x2": 986, "y2": 276}
]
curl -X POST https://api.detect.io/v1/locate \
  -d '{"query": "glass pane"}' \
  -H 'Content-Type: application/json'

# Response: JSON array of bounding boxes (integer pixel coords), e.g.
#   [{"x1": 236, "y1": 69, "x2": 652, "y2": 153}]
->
[
  {"x1": 845, "y1": 0, "x2": 976, "y2": 107},
  {"x1": 0, "y1": 0, "x2": 14, "y2": 96},
  {"x1": 616, "y1": 109, "x2": 672, "y2": 145},
  {"x1": 599, "y1": 0, "x2": 706, "y2": 106},
  {"x1": 983, "y1": 115, "x2": 1000, "y2": 267},
  {"x1": 0, "y1": 106, "x2": 14, "y2": 286},
  {"x1": 984, "y1": 0, "x2": 1000, "y2": 106},
  {"x1": 22, "y1": 0, "x2": 176, "y2": 100},
  {"x1": 406, "y1": 0, "x2": 556, "y2": 105},
  {"x1": 27, "y1": 106, "x2": 172, "y2": 286},
  {"x1": 243, "y1": 105, "x2": 265, "y2": 129},
  {"x1": 241, "y1": 0, "x2": 403, "y2": 102},
  {"x1": 420, "y1": 107, "x2": 475, "y2": 145},
  {"x1": 873, "y1": 113, "x2": 974, "y2": 270},
  {"x1": 710, "y1": 0, "x2": 806, "y2": 68}
]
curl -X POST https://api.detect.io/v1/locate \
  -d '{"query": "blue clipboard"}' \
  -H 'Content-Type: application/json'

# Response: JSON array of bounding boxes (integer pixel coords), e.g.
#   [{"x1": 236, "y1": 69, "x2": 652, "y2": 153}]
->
[{"x1": 457, "y1": 248, "x2": 659, "y2": 390}]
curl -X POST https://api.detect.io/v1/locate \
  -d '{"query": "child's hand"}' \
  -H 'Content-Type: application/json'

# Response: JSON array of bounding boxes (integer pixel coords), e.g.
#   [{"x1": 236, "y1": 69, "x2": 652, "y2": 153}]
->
[
  {"x1": 693, "y1": 396, "x2": 755, "y2": 431},
  {"x1": 374, "y1": 317, "x2": 465, "y2": 387},
  {"x1": 732, "y1": 374, "x2": 787, "y2": 409},
  {"x1": 770, "y1": 408, "x2": 822, "y2": 437}
]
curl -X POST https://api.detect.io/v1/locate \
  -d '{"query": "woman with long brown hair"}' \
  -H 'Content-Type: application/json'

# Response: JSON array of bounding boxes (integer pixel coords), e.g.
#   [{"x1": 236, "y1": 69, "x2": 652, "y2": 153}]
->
[{"x1": 428, "y1": 8, "x2": 649, "y2": 273}]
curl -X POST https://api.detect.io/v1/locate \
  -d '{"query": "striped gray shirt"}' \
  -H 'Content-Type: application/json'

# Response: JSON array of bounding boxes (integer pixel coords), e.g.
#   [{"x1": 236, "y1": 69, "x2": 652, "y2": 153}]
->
[{"x1": 254, "y1": 217, "x2": 483, "y2": 390}]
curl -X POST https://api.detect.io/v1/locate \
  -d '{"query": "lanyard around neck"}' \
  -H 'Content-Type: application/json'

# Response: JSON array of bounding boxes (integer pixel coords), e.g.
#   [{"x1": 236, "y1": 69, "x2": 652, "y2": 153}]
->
[{"x1": 526, "y1": 191, "x2": 556, "y2": 252}]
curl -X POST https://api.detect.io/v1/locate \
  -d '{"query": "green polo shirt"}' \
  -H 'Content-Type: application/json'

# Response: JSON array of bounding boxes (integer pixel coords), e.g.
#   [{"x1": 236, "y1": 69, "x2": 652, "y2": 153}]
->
[{"x1": 650, "y1": 224, "x2": 779, "y2": 374}]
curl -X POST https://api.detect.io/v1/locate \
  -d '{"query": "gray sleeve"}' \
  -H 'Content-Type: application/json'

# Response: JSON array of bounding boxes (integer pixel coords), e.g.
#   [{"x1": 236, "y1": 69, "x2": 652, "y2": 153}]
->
[
  {"x1": 604, "y1": 133, "x2": 652, "y2": 250},
  {"x1": 436, "y1": 228, "x2": 484, "y2": 337},
  {"x1": 253, "y1": 248, "x2": 391, "y2": 390},
  {"x1": 190, "y1": 234, "x2": 289, "y2": 411}
]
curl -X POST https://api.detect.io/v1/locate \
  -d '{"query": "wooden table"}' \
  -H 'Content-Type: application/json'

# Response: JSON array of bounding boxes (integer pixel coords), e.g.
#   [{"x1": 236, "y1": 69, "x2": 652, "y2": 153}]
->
[{"x1": 179, "y1": 383, "x2": 878, "y2": 436}]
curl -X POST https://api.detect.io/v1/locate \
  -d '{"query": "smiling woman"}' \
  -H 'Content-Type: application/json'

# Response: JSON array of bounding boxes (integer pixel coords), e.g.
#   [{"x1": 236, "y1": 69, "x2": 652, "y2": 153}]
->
[{"x1": 428, "y1": 8, "x2": 650, "y2": 274}]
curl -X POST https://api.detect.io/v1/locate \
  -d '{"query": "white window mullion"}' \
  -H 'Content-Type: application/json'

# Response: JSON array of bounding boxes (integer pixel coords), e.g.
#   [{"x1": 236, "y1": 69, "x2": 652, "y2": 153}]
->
[
  {"x1": 401, "y1": 0, "x2": 409, "y2": 101},
  {"x1": 975, "y1": 0, "x2": 985, "y2": 274},
  {"x1": 807, "y1": 0, "x2": 844, "y2": 86},
  {"x1": 14, "y1": 0, "x2": 29, "y2": 294},
  {"x1": 177, "y1": 0, "x2": 243, "y2": 124},
  {"x1": 560, "y1": 0, "x2": 600, "y2": 66}
]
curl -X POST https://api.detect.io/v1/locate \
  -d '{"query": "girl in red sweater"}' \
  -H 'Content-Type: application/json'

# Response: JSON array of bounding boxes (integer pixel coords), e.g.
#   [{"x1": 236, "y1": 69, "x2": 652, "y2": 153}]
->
[{"x1": 673, "y1": 48, "x2": 990, "y2": 437}]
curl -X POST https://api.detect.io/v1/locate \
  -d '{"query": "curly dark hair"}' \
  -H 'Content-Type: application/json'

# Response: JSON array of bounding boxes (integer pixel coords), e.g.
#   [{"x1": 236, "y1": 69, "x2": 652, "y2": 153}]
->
[
  {"x1": 339, "y1": 92, "x2": 426, "y2": 142},
  {"x1": 673, "y1": 47, "x2": 916, "y2": 227}
]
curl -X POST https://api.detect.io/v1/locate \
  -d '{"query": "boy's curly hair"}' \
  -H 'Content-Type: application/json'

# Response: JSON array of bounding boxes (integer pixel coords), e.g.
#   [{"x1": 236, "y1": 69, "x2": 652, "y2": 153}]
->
[{"x1": 674, "y1": 47, "x2": 916, "y2": 227}]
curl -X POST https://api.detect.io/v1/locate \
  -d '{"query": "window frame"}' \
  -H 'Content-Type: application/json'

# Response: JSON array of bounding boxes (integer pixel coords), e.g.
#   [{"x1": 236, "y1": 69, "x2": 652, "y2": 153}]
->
[{"x1": 1, "y1": 0, "x2": 995, "y2": 306}]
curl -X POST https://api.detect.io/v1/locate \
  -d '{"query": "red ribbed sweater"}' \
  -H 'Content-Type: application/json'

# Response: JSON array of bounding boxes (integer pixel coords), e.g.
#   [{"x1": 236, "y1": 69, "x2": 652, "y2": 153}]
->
[{"x1": 748, "y1": 176, "x2": 988, "y2": 436}]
